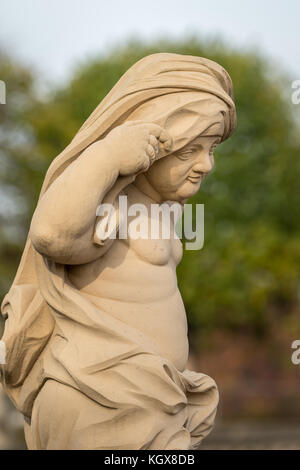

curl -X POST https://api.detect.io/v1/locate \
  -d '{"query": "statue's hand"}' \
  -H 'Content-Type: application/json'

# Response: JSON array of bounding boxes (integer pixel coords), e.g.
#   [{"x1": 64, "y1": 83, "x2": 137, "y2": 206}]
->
[{"x1": 105, "y1": 121, "x2": 173, "y2": 176}]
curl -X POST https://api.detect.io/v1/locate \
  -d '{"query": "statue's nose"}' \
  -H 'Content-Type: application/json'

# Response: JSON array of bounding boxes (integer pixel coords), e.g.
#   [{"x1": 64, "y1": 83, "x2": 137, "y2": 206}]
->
[{"x1": 192, "y1": 153, "x2": 214, "y2": 174}]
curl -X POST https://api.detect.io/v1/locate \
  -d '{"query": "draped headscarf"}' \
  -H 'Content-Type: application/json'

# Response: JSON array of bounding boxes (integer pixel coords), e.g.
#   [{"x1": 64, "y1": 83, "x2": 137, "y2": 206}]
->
[{"x1": 0, "y1": 53, "x2": 236, "y2": 416}]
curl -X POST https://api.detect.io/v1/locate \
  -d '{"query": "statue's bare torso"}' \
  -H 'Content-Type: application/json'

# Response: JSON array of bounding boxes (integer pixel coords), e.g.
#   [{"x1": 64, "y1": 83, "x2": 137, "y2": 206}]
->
[{"x1": 68, "y1": 185, "x2": 189, "y2": 371}]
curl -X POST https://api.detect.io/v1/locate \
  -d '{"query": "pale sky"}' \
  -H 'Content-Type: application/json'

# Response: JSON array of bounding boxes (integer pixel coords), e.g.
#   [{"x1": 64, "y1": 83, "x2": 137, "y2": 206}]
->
[{"x1": 0, "y1": 0, "x2": 299, "y2": 84}]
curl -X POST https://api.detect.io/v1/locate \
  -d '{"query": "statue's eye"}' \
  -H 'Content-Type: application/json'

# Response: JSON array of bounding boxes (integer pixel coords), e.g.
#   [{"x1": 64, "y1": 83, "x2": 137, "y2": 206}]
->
[
  {"x1": 177, "y1": 148, "x2": 195, "y2": 161},
  {"x1": 210, "y1": 139, "x2": 221, "y2": 154},
  {"x1": 209, "y1": 144, "x2": 218, "y2": 155}
]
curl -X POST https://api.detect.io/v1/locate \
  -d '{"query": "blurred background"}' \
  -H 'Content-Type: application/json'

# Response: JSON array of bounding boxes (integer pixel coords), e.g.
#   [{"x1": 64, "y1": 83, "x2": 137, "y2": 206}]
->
[{"x1": 0, "y1": 0, "x2": 300, "y2": 449}]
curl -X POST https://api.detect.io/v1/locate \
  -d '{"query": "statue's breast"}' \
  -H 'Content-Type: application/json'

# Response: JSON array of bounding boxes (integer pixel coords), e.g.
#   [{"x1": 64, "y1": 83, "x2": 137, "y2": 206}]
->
[
  {"x1": 124, "y1": 217, "x2": 183, "y2": 267},
  {"x1": 94, "y1": 186, "x2": 184, "y2": 267},
  {"x1": 117, "y1": 193, "x2": 183, "y2": 267}
]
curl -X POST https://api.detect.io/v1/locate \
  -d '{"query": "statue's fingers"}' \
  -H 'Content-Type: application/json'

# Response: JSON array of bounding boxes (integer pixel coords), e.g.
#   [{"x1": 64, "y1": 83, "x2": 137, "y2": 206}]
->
[
  {"x1": 149, "y1": 135, "x2": 159, "y2": 153},
  {"x1": 145, "y1": 123, "x2": 166, "y2": 138},
  {"x1": 146, "y1": 144, "x2": 155, "y2": 158},
  {"x1": 159, "y1": 130, "x2": 173, "y2": 151},
  {"x1": 141, "y1": 152, "x2": 151, "y2": 171}
]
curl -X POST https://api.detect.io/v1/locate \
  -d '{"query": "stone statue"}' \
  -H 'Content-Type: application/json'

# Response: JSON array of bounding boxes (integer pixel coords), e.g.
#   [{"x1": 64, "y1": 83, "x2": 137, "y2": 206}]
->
[{"x1": 0, "y1": 53, "x2": 236, "y2": 450}]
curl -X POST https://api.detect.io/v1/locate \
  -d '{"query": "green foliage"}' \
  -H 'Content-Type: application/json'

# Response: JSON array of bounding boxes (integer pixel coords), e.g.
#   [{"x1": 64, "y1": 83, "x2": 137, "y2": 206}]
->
[
  {"x1": 1, "y1": 38, "x2": 299, "y2": 344},
  {"x1": 0, "y1": 50, "x2": 37, "y2": 296}
]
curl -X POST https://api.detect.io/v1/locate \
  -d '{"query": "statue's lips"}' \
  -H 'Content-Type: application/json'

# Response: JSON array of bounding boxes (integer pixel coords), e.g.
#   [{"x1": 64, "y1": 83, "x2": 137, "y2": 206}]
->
[{"x1": 187, "y1": 176, "x2": 202, "y2": 183}]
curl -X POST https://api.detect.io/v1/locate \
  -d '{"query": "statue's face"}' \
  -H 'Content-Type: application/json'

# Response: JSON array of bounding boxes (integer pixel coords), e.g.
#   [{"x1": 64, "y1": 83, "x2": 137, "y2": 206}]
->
[{"x1": 145, "y1": 134, "x2": 222, "y2": 202}]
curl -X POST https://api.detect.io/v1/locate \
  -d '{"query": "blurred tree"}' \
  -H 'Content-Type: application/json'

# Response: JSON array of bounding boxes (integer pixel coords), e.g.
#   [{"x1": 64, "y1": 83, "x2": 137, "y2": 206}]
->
[
  {"x1": 1, "y1": 38, "x2": 300, "y2": 345},
  {"x1": 0, "y1": 50, "x2": 38, "y2": 314}
]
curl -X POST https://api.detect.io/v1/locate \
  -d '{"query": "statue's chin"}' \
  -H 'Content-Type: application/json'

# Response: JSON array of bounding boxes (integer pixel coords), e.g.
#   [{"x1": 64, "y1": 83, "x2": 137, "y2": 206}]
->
[
  {"x1": 155, "y1": 180, "x2": 202, "y2": 203},
  {"x1": 173, "y1": 180, "x2": 202, "y2": 201}
]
